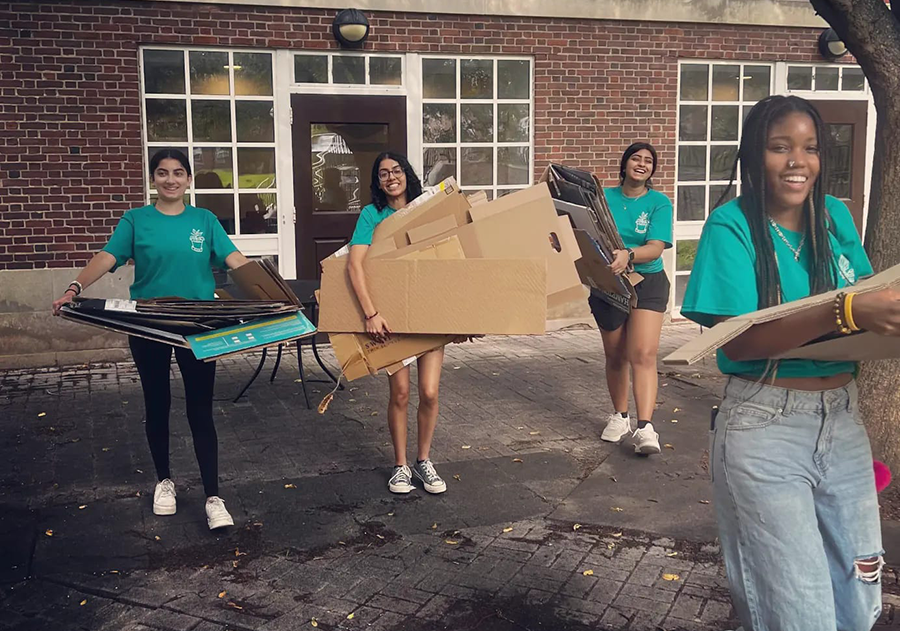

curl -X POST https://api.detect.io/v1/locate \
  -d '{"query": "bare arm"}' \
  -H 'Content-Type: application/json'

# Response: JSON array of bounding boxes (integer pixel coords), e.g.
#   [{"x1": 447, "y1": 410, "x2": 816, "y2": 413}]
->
[
  {"x1": 51, "y1": 251, "x2": 117, "y2": 314},
  {"x1": 224, "y1": 250, "x2": 250, "y2": 270},
  {"x1": 348, "y1": 244, "x2": 391, "y2": 340},
  {"x1": 609, "y1": 240, "x2": 666, "y2": 274}
]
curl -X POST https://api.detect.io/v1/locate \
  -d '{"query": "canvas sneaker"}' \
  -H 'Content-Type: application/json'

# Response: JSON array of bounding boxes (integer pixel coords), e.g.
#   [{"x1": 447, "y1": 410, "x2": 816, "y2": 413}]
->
[
  {"x1": 412, "y1": 459, "x2": 447, "y2": 494},
  {"x1": 388, "y1": 465, "x2": 415, "y2": 494},
  {"x1": 205, "y1": 496, "x2": 234, "y2": 530},
  {"x1": 153, "y1": 478, "x2": 176, "y2": 516},
  {"x1": 633, "y1": 423, "x2": 662, "y2": 455},
  {"x1": 601, "y1": 413, "x2": 632, "y2": 443}
]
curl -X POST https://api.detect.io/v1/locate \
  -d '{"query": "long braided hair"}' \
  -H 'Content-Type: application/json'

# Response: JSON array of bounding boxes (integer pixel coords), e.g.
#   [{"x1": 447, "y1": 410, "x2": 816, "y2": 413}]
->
[{"x1": 715, "y1": 95, "x2": 837, "y2": 310}]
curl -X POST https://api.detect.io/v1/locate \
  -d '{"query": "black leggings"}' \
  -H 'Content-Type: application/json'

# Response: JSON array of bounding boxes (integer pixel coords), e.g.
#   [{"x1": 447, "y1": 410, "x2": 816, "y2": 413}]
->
[{"x1": 129, "y1": 336, "x2": 219, "y2": 497}]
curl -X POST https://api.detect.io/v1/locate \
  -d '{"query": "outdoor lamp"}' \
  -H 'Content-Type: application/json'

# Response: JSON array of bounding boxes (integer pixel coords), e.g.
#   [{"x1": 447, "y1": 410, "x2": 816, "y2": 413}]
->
[
  {"x1": 332, "y1": 9, "x2": 369, "y2": 48},
  {"x1": 818, "y1": 28, "x2": 848, "y2": 61}
]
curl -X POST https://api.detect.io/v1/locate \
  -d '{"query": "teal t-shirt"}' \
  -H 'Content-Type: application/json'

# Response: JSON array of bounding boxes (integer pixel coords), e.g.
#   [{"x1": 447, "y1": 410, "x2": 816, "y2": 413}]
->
[
  {"x1": 603, "y1": 187, "x2": 673, "y2": 273},
  {"x1": 681, "y1": 195, "x2": 872, "y2": 378},
  {"x1": 349, "y1": 203, "x2": 396, "y2": 246},
  {"x1": 103, "y1": 205, "x2": 238, "y2": 300}
]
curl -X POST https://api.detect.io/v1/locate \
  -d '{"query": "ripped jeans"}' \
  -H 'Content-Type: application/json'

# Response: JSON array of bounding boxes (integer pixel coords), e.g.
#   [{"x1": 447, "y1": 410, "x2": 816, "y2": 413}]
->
[{"x1": 712, "y1": 377, "x2": 883, "y2": 631}]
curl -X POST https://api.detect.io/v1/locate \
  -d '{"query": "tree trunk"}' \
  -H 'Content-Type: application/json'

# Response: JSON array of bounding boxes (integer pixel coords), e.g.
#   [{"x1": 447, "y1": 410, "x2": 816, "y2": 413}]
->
[{"x1": 810, "y1": 0, "x2": 900, "y2": 469}]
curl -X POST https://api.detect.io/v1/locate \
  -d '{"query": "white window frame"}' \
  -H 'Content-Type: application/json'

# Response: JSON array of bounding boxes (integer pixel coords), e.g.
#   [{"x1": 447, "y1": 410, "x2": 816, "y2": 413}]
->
[
  {"x1": 420, "y1": 54, "x2": 534, "y2": 201},
  {"x1": 291, "y1": 50, "x2": 406, "y2": 89},
  {"x1": 139, "y1": 45, "x2": 284, "y2": 267}
]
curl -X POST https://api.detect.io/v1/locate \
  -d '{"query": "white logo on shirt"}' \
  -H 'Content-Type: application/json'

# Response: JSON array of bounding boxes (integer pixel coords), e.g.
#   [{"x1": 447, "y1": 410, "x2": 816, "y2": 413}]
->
[
  {"x1": 635, "y1": 212, "x2": 650, "y2": 235},
  {"x1": 838, "y1": 254, "x2": 856, "y2": 284},
  {"x1": 190, "y1": 229, "x2": 205, "y2": 253}
]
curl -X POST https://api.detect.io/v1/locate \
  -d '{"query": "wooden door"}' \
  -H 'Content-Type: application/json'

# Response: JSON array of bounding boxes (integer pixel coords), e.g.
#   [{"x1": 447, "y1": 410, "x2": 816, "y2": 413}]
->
[
  {"x1": 291, "y1": 94, "x2": 407, "y2": 279},
  {"x1": 811, "y1": 100, "x2": 868, "y2": 233}
]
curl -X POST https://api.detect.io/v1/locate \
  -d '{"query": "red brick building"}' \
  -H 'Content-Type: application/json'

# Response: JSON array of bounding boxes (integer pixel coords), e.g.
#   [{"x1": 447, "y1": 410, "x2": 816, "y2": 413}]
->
[{"x1": 0, "y1": 0, "x2": 875, "y2": 367}]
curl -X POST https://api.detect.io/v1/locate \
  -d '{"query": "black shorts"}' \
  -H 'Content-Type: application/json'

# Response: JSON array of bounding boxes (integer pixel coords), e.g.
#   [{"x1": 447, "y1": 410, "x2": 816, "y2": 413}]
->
[{"x1": 588, "y1": 270, "x2": 671, "y2": 332}]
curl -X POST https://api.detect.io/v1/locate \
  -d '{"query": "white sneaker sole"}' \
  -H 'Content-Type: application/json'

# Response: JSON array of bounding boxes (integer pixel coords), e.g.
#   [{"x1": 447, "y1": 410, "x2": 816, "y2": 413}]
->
[
  {"x1": 208, "y1": 515, "x2": 234, "y2": 530},
  {"x1": 415, "y1": 477, "x2": 447, "y2": 494},
  {"x1": 634, "y1": 442, "x2": 661, "y2": 455},
  {"x1": 153, "y1": 503, "x2": 176, "y2": 516},
  {"x1": 389, "y1": 483, "x2": 415, "y2": 494},
  {"x1": 601, "y1": 430, "x2": 629, "y2": 443}
]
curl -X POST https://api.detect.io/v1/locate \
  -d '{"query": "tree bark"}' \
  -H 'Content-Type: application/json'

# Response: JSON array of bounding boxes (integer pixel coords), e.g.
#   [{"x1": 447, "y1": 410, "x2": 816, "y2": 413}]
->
[{"x1": 810, "y1": 0, "x2": 900, "y2": 469}]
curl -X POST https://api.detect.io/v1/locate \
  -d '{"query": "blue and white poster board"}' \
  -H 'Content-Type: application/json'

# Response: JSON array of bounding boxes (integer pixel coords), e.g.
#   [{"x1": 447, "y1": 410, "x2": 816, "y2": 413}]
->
[{"x1": 186, "y1": 311, "x2": 316, "y2": 361}]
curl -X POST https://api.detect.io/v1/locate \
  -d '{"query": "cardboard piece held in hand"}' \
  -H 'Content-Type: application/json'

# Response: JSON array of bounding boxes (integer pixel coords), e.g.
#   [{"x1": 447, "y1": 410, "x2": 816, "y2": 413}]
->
[{"x1": 663, "y1": 264, "x2": 900, "y2": 365}]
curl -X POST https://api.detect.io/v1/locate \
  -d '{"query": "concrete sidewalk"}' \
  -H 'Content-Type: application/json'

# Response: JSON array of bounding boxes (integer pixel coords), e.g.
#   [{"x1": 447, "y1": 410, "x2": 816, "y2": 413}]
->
[{"x1": 1, "y1": 324, "x2": 897, "y2": 630}]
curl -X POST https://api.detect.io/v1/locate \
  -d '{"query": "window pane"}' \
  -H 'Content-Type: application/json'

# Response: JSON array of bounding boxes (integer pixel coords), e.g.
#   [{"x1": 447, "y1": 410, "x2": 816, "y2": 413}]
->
[
  {"x1": 460, "y1": 147, "x2": 492, "y2": 186},
  {"x1": 679, "y1": 105, "x2": 707, "y2": 141},
  {"x1": 191, "y1": 100, "x2": 231, "y2": 142},
  {"x1": 497, "y1": 189, "x2": 522, "y2": 198},
  {"x1": 235, "y1": 101, "x2": 274, "y2": 142},
  {"x1": 498, "y1": 104, "x2": 529, "y2": 142},
  {"x1": 193, "y1": 147, "x2": 233, "y2": 189},
  {"x1": 189, "y1": 51, "x2": 228, "y2": 95},
  {"x1": 498, "y1": 147, "x2": 529, "y2": 185},
  {"x1": 709, "y1": 184, "x2": 736, "y2": 211},
  {"x1": 815, "y1": 67, "x2": 840, "y2": 91},
  {"x1": 423, "y1": 59, "x2": 456, "y2": 98},
  {"x1": 712, "y1": 65, "x2": 740, "y2": 101},
  {"x1": 147, "y1": 146, "x2": 188, "y2": 189},
  {"x1": 234, "y1": 52, "x2": 273, "y2": 96},
  {"x1": 678, "y1": 146, "x2": 706, "y2": 181},
  {"x1": 498, "y1": 59, "x2": 529, "y2": 99},
  {"x1": 825, "y1": 123, "x2": 852, "y2": 199},
  {"x1": 370, "y1": 56, "x2": 402, "y2": 85},
  {"x1": 143, "y1": 49, "x2": 184, "y2": 94},
  {"x1": 742, "y1": 65, "x2": 771, "y2": 101},
  {"x1": 239, "y1": 192, "x2": 277, "y2": 234},
  {"x1": 423, "y1": 148, "x2": 457, "y2": 186},
  {"x1": 295, "y1": 55, "x2": 328, "y2": 83},
  {"x1": 676, "y1": 239, "x2": 699, "y2": 272},
  {"x1": 675, "y1": 274, "x2": 690, "y2": 307},
  {"x1": 710, "y1": 145, "x2": 738, "y2": 181},
  {"x1": 196, "y1": 193, "x2": 235, "y2": 234},
  {"x1": 461, "y1": 103, "x2": 493, "y2": 142},
  {"x1": 461, "y1": 59, "x2": 493, "y2": 99},
  {"x1": 238, "y1": 148, "x2": 276, "y2": 189},
  {"x1": 332, "y1": 56, "x2": 365, "y2": 84},
  {"x1": 680, "y1": 64, "x2": 708, "y2": 100},
  {"x1": 146, "y1": 99, "x2": 187, "y2": 141},
  {"x1": 676, "y1": 185, "x2": 705, "y2": 221},
  {"x1": 842, "y1": 67, "x2": 865, "y2": 91},
  {"x1": 423, "y1": 103, "x2": 456, "y2": 144},
  {"x1": 711, "y1": 105, "x2": 739, "y2": 141},
  {"x1": 787, "y1": 66, "x2": 812, "y2": 91},
  {"x1": 463, "y1": 188, "x2": 494, "y2": 201}
]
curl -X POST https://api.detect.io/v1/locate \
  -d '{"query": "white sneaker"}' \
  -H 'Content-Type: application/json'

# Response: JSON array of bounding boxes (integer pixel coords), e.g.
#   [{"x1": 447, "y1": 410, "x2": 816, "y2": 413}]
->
[
  {"x1": 633, "y1": 423, "x2": 661, "y2": 455},
  {"x1": 413, "y1": 459, "x2": 447, "y2": 494},
  {"x1": 388, "y1": 465, "x2": 415, "y2": 494},
  {"x1": 205, "y1": 496, "x2": 234, "y2": 530},
  {"x1": 153, "y1": 478, "x2": 176, "y2": 516},
  {"x1": 601, "y1": 413, "x2": 632, "y2": 443}
]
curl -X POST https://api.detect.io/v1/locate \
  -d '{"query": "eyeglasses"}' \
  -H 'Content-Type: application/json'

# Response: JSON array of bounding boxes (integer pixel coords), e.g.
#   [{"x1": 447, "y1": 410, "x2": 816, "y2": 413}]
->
[{"x1": 378, "y1": 166, "x2": 405, "y2": 181}]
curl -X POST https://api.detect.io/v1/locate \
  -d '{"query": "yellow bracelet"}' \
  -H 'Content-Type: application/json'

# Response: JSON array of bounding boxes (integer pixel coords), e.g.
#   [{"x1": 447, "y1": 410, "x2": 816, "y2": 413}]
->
[{"x1": 845, "y1": 292, "x2": 860, "y2": 332}]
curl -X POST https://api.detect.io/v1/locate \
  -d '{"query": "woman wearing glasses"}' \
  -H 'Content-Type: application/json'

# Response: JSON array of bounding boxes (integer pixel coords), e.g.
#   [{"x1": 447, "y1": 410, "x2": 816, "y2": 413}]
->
[{"x1": 346, "y1": 151, "x2": 448, "y2": 496}]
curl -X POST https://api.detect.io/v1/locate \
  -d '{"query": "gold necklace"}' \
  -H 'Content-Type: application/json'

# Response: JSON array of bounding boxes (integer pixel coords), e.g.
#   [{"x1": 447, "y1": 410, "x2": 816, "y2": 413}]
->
[{"x1": 768, "y1": 218, "x2": 805, "y2": 261}]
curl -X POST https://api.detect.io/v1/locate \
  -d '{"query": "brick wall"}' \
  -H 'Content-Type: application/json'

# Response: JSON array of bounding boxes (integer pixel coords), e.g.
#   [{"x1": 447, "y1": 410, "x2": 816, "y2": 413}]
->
[{"x1": 0, "y1": 0, "x2": 843, "y2": 270}]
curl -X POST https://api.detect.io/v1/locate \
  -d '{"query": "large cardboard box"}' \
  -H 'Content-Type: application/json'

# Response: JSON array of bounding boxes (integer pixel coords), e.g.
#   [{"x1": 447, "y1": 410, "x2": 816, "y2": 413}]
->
[
  {"x1": 663, "y1": 264, "x2": 900, "y2": 365},
  {"x1": 329, "y1": 332, "x2": 452, "y2": 381}
]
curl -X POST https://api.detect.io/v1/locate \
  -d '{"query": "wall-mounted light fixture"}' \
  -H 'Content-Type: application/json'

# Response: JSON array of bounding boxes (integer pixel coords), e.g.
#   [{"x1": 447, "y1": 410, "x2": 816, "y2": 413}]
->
[
  {"x1": 818, "y1": 28, "x2": 848, "y2": 61},
  {"x1": 332, "y1": 9, "x2": 370, "y2": 49}
]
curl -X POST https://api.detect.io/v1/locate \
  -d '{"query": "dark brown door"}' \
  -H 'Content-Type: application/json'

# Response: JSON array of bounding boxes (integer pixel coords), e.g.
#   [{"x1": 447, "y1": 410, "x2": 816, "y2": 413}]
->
[
  {"x1": 811, "y1": 100, "x2": 868, "y2": 234},
  {"x1": 292, "y1": 94, "x2": 407, "y2": 279}
]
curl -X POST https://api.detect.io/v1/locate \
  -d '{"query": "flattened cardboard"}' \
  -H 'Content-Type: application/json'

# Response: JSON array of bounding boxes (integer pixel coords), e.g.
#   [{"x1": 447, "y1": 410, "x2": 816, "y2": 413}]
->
[
  {"x1": 187, "y1": 311, "x2": 316, "y2": 361},
  {"x1": 370, "y1": 178, "x2": 471, "y2": 251},
  {"x1": 230, "y1": 260, "x2": 301, "y2": 306},
  {"x1": 329, "y1": 332, "x2": 453, "y2": 381},
  {"x1": 663, "y1": 265, "x2": 900, "y2": 366},
  {"x1": 318, "y1": 257, "x2": 547, "y2": 334}
]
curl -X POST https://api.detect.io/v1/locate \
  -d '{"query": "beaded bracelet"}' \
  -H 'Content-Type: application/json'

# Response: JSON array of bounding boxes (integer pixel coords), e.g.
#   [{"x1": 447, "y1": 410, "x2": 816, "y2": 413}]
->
[{"x1": 833, "y1": 292, "x2": 852, "y2": 335}]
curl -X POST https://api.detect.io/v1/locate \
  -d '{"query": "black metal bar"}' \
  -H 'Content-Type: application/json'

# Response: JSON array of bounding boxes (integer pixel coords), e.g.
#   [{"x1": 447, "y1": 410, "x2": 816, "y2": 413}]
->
[
  {"x1": 296, "y1": 339, "x2": 311, "y2": 409},
  {"x1": 270, "y1": 343, "x2": 284, "y2": 383},
  {"x1": 233, "y1": 348, "x2": 268, "y2": 403}
]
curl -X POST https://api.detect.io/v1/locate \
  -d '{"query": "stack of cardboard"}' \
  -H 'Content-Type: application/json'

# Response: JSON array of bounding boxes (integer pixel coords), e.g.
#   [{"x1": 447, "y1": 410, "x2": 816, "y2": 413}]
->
[
  {"x1": 60, "y1": 260, "x2": 316, "y2": 361},
  {"x1": 541, "y1": 164, "x2": 639, "y2": 313},
  {"x1": 317, "y1": 178, "x2": 585, "y2": 381}
]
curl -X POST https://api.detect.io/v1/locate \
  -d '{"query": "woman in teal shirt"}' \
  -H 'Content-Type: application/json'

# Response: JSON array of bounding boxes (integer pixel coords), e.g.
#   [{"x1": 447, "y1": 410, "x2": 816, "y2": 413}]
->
[
  {"x1": 347, "y1": 151, "x2": 448, "y2": 496},
  {"x1": 52, "y1": 149, "x2": 249, "y2": 530},
  {"x1": 682, "y1": 95, "x2": 900, "y2": 631},
  {"x1": 593, "y1": 143, "x2": 673, "y2": 455}
]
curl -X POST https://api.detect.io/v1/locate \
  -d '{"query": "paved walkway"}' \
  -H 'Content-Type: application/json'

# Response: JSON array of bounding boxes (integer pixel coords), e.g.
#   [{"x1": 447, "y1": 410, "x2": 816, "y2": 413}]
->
[{"x1": 1, "y1": 324, "x2": 897, "y2": 630}]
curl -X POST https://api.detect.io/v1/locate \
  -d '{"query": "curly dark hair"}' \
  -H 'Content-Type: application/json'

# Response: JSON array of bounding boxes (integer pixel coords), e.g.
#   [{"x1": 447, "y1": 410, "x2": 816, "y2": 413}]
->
[{"x1": 370, "y1": 151, "x2": 423, "y2": 211}]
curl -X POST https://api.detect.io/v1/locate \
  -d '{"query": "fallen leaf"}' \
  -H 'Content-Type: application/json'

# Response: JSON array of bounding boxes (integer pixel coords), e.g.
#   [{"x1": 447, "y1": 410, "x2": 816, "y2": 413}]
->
[
  {"x1": 348, "y1": 399, "x2": 356, "y2": 403},
  {"x1": 431, "y1": 523, "x2": 438, "y2": 530},
  {"x1": 582, "y1": 569, "x2": 594, "y2": 576},
  {"x1": 375, "y1": 534, "x2": 385, "y2": 540},
  {"x1": 663, "y1": 444, "x2": 675, "y2": 450},
  {"x1": 607, "y1": 543, "x2": 615, "y2": 549},
  {"x1": 502, "y1": 527, "x2": 513, "y2": 533},
  {"x1": 79, "y1": 599, "x2": 87, "y2": 606},
  {"x1": 109, "y1": 570, "x2": 119, "y2": 574},
  {"x1": 662, "y1": 382, "x2": 669, "y2": 387},
  {"x1": 294, "y1": 378, "x2": 303, "y2": 383},
  {"x1": 453, "y1": 474, "x2": 461, "y2": 481},
  {"x1": 453, "y1": 366, "x2": 461, "y2": 370},
  {"x1": 338, "y1": 541, "x2": 346, "y2": 545},
  {"x1": 512, "y1": 458, "x2": 523, "y2": 463},
  {"x1": 662, "y1": 573, "x2": 680, "y2": 581},
  {"x1": 699, "y1": 500, "x2": 711, "y2": 505},
  {"x1": 284, "y1": 484, "x2": 296, "y2": 489},
  {"x1": 347, "y1": 613, "x2": 355, "y2": 620},
  {"x1": 611, "y1": 507, "x2": 623, "y2": 512},
  {"x1": 671, "y1": 419, "x2": 679, "y2": 424},
  {"x1": 78, "y1": 505, "x2": 87, "y2": 510},
  {"x1": 232, "y1": 560, "x2": 239, "y2": 568},
  {"x1": 387, "y1": 512, "x2": 394, "y2": 516},
  {"x1": 227, "y1": 602, "x2": 243, "y2": 610},
  {"x1": 218, "y1": 591, "x2": 226, "y2": 599},
  {"x1": 612, "y1": 532, "x2": 623, "y2": 538},
  {"x1": 445, "y1": 539, "x2": 459, "y2": 545},
  {"x1": 673, "y1": 408, "x2": 681, "y2": 412},
  {"x1": 461, "y1": 445, "x2": 471, "y2": 449},
  {"x1": 516, "y1": 426, "x2": 525, "y2": 430},
  {"x1": 136, "y1": 469, "x2": 143, "y2": 474},
  {"x1": 317, "y1": 392, "x2": 333, "y2": 414},
  {"x1": 573, "y1": 524, "x2": 582, "y2": 531},
  {"x1": 311, "y1": 619, "x2": 318, "y2": 628},
  {"x1": 647, "y1": 498, "x2": 659, "y2": 503},
  {"x1": 38, "y1": 412, "x2": 46, "y2": 417},
  {"x1": 102, "y1": 447, "x2": 110, "y2": 452},
  {"x1": 666, "y1": 552, "x2": 678, "y2": 557},
  {"x1": 235, "y1": 548, "x2": 246, "y2": 557},
  {"x1": 45, "y1": 530, "x2": 53, "y2": 537},
  {"x1": 529, "y1": 431, "x2": 540, "y2": 436},
  {"x1": 154, "y1": 535, "x2": 160, "y2": 541},
  {"x1": 370, "y1": 412, "x2": 378, "y2": 416},
  {"x1": 610, "y1": 476, "x2": 618, "y2": 483}
]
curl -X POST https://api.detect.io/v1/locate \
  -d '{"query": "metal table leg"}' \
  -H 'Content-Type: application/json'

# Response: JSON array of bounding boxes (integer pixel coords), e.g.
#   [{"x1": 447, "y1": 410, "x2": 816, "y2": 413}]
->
[{"x1": 233, "y1": 347, "x2": 268, "y2": 403}]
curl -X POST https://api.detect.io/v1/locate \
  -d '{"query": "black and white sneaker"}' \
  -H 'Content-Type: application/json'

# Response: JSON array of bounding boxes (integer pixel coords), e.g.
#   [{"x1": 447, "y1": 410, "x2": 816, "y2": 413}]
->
[
  {"x1": 412, "y1": 459, "x2": 447, "y2": 494},
  {"x1": 388, "y1": 465, "x2": 415, "y2": 494}
]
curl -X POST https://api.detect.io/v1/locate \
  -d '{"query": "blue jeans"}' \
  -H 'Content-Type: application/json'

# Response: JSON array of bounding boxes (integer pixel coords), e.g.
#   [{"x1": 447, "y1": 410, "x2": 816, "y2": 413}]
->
[{"x1": 712, "y1": 377, "x2": 883, "y2": 631}]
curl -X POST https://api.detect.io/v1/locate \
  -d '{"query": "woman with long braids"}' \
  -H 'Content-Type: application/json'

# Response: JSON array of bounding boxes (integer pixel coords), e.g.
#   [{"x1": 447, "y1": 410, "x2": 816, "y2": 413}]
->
[
  {"x1": 682, "y1": 95, "x2": 900, "y2": 630},
  {"x1": 347, "y1": 151, "x2": 448, "y2": 496},
  {"x1": 594, "y1": 143, "x2": 673, "y2": 455}
]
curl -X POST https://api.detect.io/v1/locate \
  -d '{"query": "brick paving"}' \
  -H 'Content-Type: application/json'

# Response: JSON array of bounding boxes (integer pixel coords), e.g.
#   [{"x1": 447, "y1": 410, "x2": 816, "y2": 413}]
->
[{"x1": 0, "y1": 323, "x2": 896, "y2": 630}]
